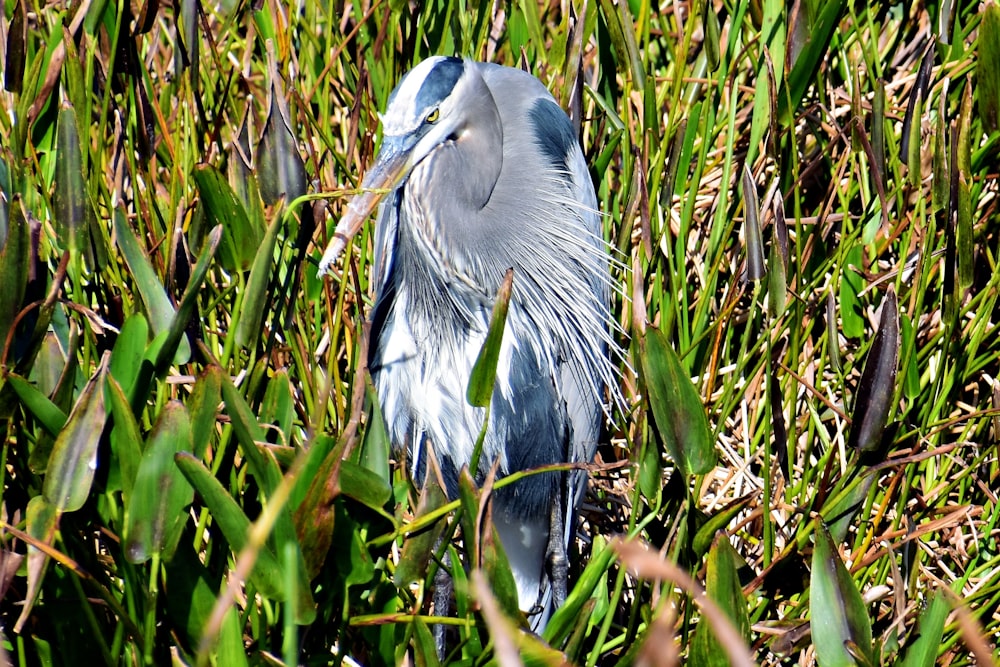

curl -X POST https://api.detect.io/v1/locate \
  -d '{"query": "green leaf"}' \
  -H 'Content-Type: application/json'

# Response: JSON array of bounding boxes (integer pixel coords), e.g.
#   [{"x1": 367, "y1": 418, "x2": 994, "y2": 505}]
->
[
  {"x1": 125, "y1": 400, "x2": 195, "y2": 563},
  {"x1": 639, "y1": 327, "x2": 717, "y2": 475},
  {"x1": 900, "y1": 590, "x2": 948, "y2": 667},
  {"x1": 219, "y1": 368, "x2": 281, "y2": 494},
  {"x1": 109, "y1": 314, "x2": 148, "y2": 403},
  {"x1": 292, "y1": 435, "x2": 340, "y2": 579},
  {"x1": 822, "y1": 470, "x2": 875, "y2": 544},
  {"x1": 544, "y1": 534, "x2": 615, "y2": 646},
  {"x1": 360, "y1": 374, "x2": 391, "y2": 483},
  {"x1": 692, "y1": 495, "x2": 753, "y2": 557},
  {"x1": 467, "y1": 268, "x2": 513, "y2": 408},
  {"x1": 637, "y1": 433, "x2": 663, "y2": 501},
  {"x1": 0, "y1": 196, "x2": 29, "y2": 357},
  {"x1": 339, "y1": 459, "x2": 392, "y2": 511},
  {"x1": 235, "y1": 211, "x2": 281, "y2": 349},
  {"x1": 188, "y1": 366, "x2": 222, "y2": 460},
  {"x1": 153, "y1": 225, "x2": 221, "y2": 376},
  {"x1": 690, "y1": 534, "x2": 752, "y2": 666},
  {"x1": 106, "y1": 375, "x2": 143, "y2": 507},
  {"x1": 810, "y1": 523, "x2": 874, "y2": 667},
  {"x1": 42, "y1": 352, "x2": 109, "y2": 512},
  {"x1": 258, "y1": 64, "x2": 308, "y2": 207},
  {"x1": 411, "y1": 618, "x2": 442, "y2": 667},
  {"x1": 53, "y1": 105, "x2": 87, "y2": 256},
  {"x1": 217, "y1": 604, "x2": 251, "y2": 667},
  {"x1": 779, "y1": 0, "x2": 847, "y2": 122},
  {"x1": 741, "y1": 165, "x2": 765, "y2": 281},
  {"x1": 257, "y1": 368, "x2": 293, "y2": 446},
  {"x1": 6, "y1": 373, "x2": 67, "y2": 437},
  {"x1": 838, "y1": 245, "x2": 865, "y2": 339},
  {"x1": 113, "y1": 209, "x2": 191, "y2": 365},
  {"x1": 14, "y1": 495, "x2": 59, "y2": 633},
  {"x1": 174, "y1": 452, "x2": 286, "y2": 599},
  {"x1": 164, "y1": 542, "x2": 221, "y2": 654},
  {"x1": 394, "y1": 480, "x2": 448, "y2": 589},
  {"x1": 847, "y1": 288, "x2": 899, "y2": 453},
  {"x1": 978, "y1": 2, "x2": 1000, "y2": 133},
  {"x1": 193, "y1": 164, "x2": 260, "y2": 272}
]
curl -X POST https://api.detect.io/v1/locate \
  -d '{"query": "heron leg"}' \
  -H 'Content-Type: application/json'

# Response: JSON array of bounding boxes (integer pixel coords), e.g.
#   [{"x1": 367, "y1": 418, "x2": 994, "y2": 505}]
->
[
  {"x1": 433, "y1": 549, "x2": 453, "y2": 659},
  {"x1": 546, "y1": 499, "x2": 567, "y2": 608}
]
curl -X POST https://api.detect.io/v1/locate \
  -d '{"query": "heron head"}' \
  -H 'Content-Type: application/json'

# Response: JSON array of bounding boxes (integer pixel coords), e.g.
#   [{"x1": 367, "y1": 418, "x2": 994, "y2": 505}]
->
[{"x1": 318, "y1": 56, "x2": 500, "y2": 276}]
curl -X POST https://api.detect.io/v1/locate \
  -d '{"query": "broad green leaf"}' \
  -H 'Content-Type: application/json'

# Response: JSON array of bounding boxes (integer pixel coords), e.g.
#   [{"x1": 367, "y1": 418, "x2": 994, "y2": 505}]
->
[
  {"x1": 113, "y1": 209, "x2": 190, "y2": 364},
  {"x1": 292, "y1": 435, "x2": 340, "y2": 579},
  {"x1": 28, "y1": 332, "x2": 65, "y2": 397},
  {"x1": 900, "y1": 313, "x2": 921, "y2": 400},
  {"x1": 174, "y1": 452, "x2": 285, "y2": 599},
  {"x1": 106, "y1": 375, "x2": 143, "y2": 506},
  {"x1": 780, "y1": 0, "x2": 846, "y2": 121},
  {"x1": 257, "y1": 368, "x2": 293, "y2": 446},
  {"x1": 109, "y1": 314, "x2": 148, "y2": 403},
  {"x1": 545, "y1": 534, "x2": 615, "y2": 646},
  {"x1": 339, "y1": 459, "x2": 392, "y2": 511},
  {"x1": 847, "y1": 288, "x2": 899, "y2": 453},
  {"x1": 979, "y1": 2, "x2": 1000, "y2": 133},
  {"x1": 53, "y1": 105, "x2": 87, "y2": 256},
  {"x1": 456, "y1": 469, "x2": 519, "y2": 620},
  {"x1": 742, "y1": 165, "x2": 765, "y2": 281},
  {"x1": 188, "y1": 366, "x2": 222, "y2": 460},
  {"x1": 481, "y1": 522, "x2": 520, "y2": 623},
  {"x1": 6, "y1": 373, "x2": 67, "y2": 437},
  {"x1": 258, "y1": 65, "x2": 308, "y2": 207},
  {"x1": 411, "y1": 618, "x2": 442, "y2": 667},
  {"x1": 42, "y1": 352, "x2": 109, "y2": 512},
  {"x1": 14, "y1": 495, "x2": 59, "y2": 633},
  {"x1": 152, "y1": 225, "x2": 221, "y2": 376},
  {"x1": 690, "y1": 534, "x2": 752, "y2": 666},
  {"x1": 331, "y1": 506, "x2": 375, "y2": 589},
  {"x1": 360, "y1": 375, "x2": 391, "y2": 483},
  {"x1": 164, "y1": 543, "x2": 221, "y2": 654},
  {"x1": 217, "y1": 604, "x2": 251, "y2": 667},
  {"x1": 467, "y1": 268, "x2": 513, "y2": 408},
  {"x1": 900, "y1": 590, "x2": 948, "y2": 667},
  {"x1": 125, "y1": 400, "x2": 194, "y2": 563},
  {"x1": 520, "y1": 630, "x2": 570, "y2": 666},
  {"x1": 810, "y1": 523, "x2": 874, "y2": 667},
  {"x1": 637, "y1": 434, "x2": 663, "y2": 501},
  {"x1": 219, "y1": 368, "x2": 281, "y2": 494},
  {"x1": 838, "y1": 245, "x2": 865, "y2": 339},
  {"x1": 693, "y1": 495, "x2": 753, "y2": 557},
  {"x1": 639, "y1": 327, "x2": 717, "y2": 475},
  {"x1": 956, "y1": 81, "x2": 973, "y2": 291},
  {"x1": 217, "y1": 370, "x2": 315, "y2": 622},
  {"x1": 822, "y1": 469, "x2": 876, "y2": 544},
  {"x1": 394, "y1": 480, "x2": 448, "y2": 588},
  {"x1": 702, "y1": 0, "x2": 721, "y2": 71},
  {"x1": 0, "y1": 196, "x2": 29, "y2": 357},
  {"x1": 4, "y1": 0, "x2": 25, "y2": 93},
  {"x1": 193, "y1": 164, "x2": 260, "y2": 272},
  {"x1": 234, "y1": 211, "x2": 281, "y2": 349}
]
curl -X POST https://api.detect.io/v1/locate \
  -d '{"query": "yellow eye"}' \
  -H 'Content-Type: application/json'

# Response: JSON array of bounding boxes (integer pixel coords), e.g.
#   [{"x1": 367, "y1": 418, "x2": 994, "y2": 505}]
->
[{"x1": 425, "y1": 108, "x2": 440, "y2": 123}]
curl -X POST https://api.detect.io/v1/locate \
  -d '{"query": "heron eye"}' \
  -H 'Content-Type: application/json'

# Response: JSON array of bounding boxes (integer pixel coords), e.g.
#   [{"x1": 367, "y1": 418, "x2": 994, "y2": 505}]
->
[{"x1": 425, "y1": 108, "x2": 440, "y2": 124}]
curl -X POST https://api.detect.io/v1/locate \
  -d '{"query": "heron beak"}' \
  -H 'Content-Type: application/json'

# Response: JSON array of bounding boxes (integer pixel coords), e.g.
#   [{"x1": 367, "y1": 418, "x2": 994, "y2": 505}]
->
[{"x1": 317, "y1": 140, "x2": 413, "y2": 277}]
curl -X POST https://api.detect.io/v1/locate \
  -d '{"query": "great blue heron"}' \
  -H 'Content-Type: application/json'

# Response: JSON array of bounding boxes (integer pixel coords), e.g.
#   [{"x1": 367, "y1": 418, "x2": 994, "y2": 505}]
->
[{"x1": 318, "y1": 56, "x2": 623, "y2": 633}]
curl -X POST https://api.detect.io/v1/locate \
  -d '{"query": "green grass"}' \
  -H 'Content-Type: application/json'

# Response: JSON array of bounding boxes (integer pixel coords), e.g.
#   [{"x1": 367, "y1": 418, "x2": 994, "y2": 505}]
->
[{"x1": 1, "y1": 0, "x2": 998, "y2": 665}]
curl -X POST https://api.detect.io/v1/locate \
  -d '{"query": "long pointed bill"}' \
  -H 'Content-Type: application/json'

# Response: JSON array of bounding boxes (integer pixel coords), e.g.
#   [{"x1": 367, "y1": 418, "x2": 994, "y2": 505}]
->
[{"x1": 317, "y1": 142, "x2": 413, "y2": 277}]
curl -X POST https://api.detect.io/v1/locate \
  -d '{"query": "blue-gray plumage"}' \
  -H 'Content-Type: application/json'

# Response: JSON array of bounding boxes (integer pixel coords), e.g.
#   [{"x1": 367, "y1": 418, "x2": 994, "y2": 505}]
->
[{"x1": 318, "y1": 56, "x2": 623, "y2": 633}]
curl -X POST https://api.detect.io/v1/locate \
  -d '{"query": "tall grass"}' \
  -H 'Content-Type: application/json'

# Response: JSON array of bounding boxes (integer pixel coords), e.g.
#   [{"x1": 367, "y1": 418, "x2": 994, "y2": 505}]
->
[{"x1": 0, "y1": 0, "x2": 997, "y2": 665}]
